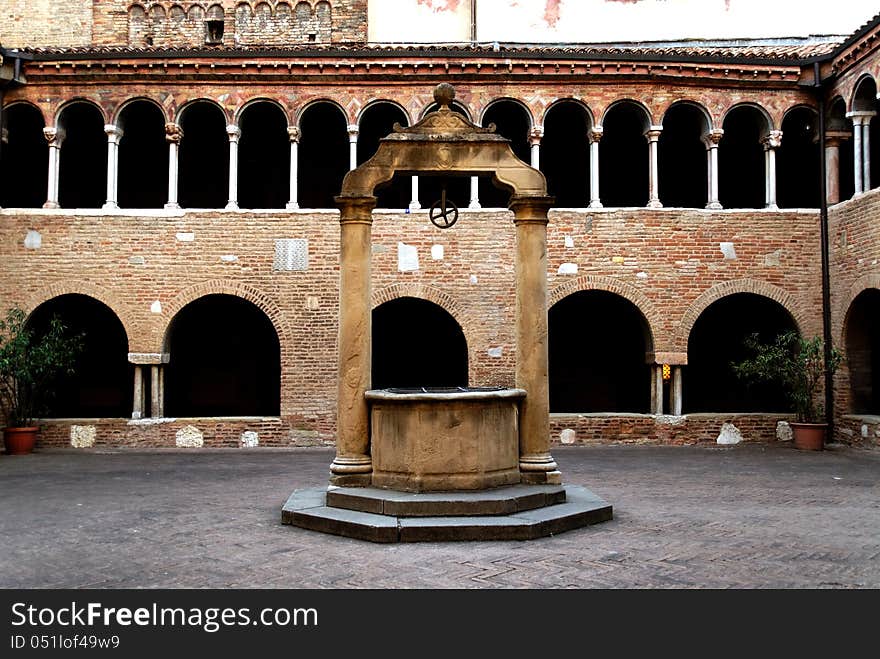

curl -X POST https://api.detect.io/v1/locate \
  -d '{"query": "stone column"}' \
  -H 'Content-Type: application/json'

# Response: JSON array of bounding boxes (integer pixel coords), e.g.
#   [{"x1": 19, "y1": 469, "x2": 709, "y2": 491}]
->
[
  {"x1": 650, "y1": 365, "x2": 664, "y2": 414},
  {"x1": 286, "y1": 126, "x2": 300, "y2": 210},
  {"x1": 845, "y1": 112, "x2": 874, "y2": 195},
  {"x1": 529, "y1": 125, "x2": 543, "y2": 170},
  {"x1": 468, "y1": 176, "x2": 480, "y2": 209},
  {"x1": 589, "y1": 126, "x2": 603, "y2": 208},
  {"x1": 703, "y1": 129, "x2": 723, "y2": 210},
  {"x1": 862, "y1": 114, "x2": 874, "y2": 191},
  {"x1": 671, "y1": 366, "x2": 683, "y2": 416},
  {"x1": 42, "y1": 127, "x2": 62, "y2": 209},
  {"x1": 645, "y1": 126, "x2": 663, "y2": 208},
  {"x1": 331, "y1": 196, "x2": 376, "y2": 486},
  {"x1": 347, "y1": 124, "x2": 359, "y2": 171},
  {"x1": 225, "y1": 124, "x2": 241, "y2": 210},
  {"x1": 132, "y1": 365, "x2": 144, "y2": 420},
  {"x1": 102, "y1": 124, "x2": 123, "y2": 210},
  {"x1": 150, "y1": 365, "x2": 162, "y2": 418},
  {"x1": 510, "y1": 196, "x2": 560, "y2": 485},
  {"x1": 825, "y1": 131, "x2": 849, "y2": 205},
  {"x1": 164, "y1": 122, "x2": 182, "y2": 209},
  {"x1": 763, "y1": 130, "x2": 782, "y2": 210},
  {"x1": 409, "y1": 176, "x2": 420, "y2": 210}
]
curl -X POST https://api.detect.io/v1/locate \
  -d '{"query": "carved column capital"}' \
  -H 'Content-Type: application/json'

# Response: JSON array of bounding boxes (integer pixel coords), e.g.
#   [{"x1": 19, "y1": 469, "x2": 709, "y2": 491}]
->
[
  {"x1": 287, "y1": 126, "x2": 301, "y2": 143},
  {"x1": 825, "y1": 130, "x2": 850, "y2": 148},
  {"x1": 43, "y1": 126, "x2": 63, "y2": 146},
  {"x1": 528, "y1": 125, "x2": 544, "y2": 147},
  {"x1": 347, "y1": 124, "x2": 359, "y2": 142},
  {"x1": 703, "y1": 128, "x2": 724, "y2": 148},
  {"x1": 644, "y1": 125, "x2": 663, "y2": 142},
  {"x1": 164, "y1": 122, "x2": 183, "y2": 143},
  {"x1": 226, "y1": 124, "x2": 241, "y2": 143},
  {"x1": 846, "y1": 110, "x2": 877, "y2": 127},
  {"x1": 588, "y1": 126, "x2": 604, "y2": 143},
  {"x1": 762, "y1": 130, "x2": 783, "y2": 150},
  {"x1": 104, "y1": 124, "x2": 123, "y2": 143}
]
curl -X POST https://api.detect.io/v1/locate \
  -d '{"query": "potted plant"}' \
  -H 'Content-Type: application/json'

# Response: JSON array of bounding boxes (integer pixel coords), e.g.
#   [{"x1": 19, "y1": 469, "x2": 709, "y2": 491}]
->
[
  {"x1": 732, "y1": 330, "x2": 842, "y2": 450},
  {"x1": 0, "y1": 307, "x2": 82, "y2": 454}
]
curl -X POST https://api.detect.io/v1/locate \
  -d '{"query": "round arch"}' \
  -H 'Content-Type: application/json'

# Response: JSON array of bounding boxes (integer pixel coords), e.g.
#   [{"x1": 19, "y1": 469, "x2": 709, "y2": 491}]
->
[
  {"x1": 479, "y1": 97, "x2": 535, "y2": 129},
  {"x1": 356, "y1": 99, "x2": 413, "y2": 128},
  {"x1": 850, "y1": 73, "x2": 878, "y2": 112},
  {"x1": 675, "y1": 279, "x2": 806, "y2": 352},
  {"x1": 541, "y1": 97, "x2": 595, "y2": 129},
  {"x1": 234, "y1": 96, "x2": 292, "y2": 126},
  {"x1": 600, "y1": 98, "x2": 653, "y2": 130},
  {"x1": 55, "y1": 98, "x2": 108, "y2": 127},
  {"x1": 721, "y1": 102, "x2": 773, "y2": 135},
  {"x1": 661, "y1": 99, "x2": 713, "y2": 132},
  {"x1": 111, "y1": 96, "x2": 168, "y2": 125},
  {"x1": 294, "y1": 97, "x2": 349, "y2": 128},
  {"x1": 174, "y1": 97, "x2": 231, "y2": 125},
  {"x1": 5, "y1": 100, "x2": 47, "y2": 125},
  {"x1": 836, "y1": 274, "x2": 880, "y2": 346}
]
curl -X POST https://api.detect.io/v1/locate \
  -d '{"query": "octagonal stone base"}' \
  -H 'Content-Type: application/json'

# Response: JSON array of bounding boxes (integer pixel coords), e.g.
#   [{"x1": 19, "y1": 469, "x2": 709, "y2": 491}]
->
[{"x1": 281, "y1": 484, "x2": 613, "y2": 543}]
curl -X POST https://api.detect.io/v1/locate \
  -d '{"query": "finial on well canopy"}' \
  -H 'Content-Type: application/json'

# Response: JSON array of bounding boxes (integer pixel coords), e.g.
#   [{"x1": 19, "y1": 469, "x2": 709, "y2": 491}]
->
[{"x1": 433, "y1": 83, "x2": 455, "y2": 108}]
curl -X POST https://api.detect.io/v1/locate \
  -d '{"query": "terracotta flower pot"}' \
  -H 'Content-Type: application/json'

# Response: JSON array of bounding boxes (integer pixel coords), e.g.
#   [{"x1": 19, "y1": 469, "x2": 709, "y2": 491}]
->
[
  {"x1": 789, "y1": 422, "x2": 826, "y2": 451},
  {"x1": 3, "y1": 426, "x2": 39, "y2": 455}
]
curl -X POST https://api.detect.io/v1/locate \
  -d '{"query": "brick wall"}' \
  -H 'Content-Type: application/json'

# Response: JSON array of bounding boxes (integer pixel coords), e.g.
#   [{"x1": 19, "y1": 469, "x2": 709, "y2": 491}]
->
[
  {"x1": 0, "y1": 0, "x2": 92, "y2": 48},
  {"x1": 0, "y1": 206, "x2": 823, "y2": 448}
]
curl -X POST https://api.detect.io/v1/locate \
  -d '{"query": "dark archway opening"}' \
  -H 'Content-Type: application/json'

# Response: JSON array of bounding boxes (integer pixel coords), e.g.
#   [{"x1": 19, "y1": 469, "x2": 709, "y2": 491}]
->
[
  {"x1": 777, "y1": 107, "x2": 819, "y2": 208},
  {"x1": 479, "y1": 100, "x2": 531, "y2": 208},
  {"x1": 600, "y1": 102, "x2": 649, "y2": 207},
  {"x1": 118, "y1": 101, "x2": 167, "y2": 209},
  {"x1": 299, "y1": 102, "x2": 348, "y2": 209},
  {"x1": 165, "y1": 294, "x2": 281, "y2": 416},
  {"x1": 685, "y1": 293, "x2": 797, "y2": 412},
  {"x1": 178, "y1": 102, "x2": 228, "y2": 209},
  {"x1": 27, "y1": 294, "x2": 132, "y2": 418},
  {"x1": 542, "y1": 101, "x2": 590, "y2": 207},
  {"x1": 548, "y1": 290, "x2": 651, "y2": 413},
  {"x1": 238, "y1": 102, "x2": 289, "y2": 209},
  {"x1": 719, "y1": 107, "x2": 766, "y2": 209},
  {"x1": 58, "y1": 103, "x2": 107, "y2": 209},
  {"x1": 358, "y1": 103, "x2": 410, "y2": 209},
  {"x1": 1, "y1": 104, "x2": 48, "y2": 207},
  {"x1": 165, "y1": 295, "x2": 280, "y2": 417},
  {"x1": 845, "y1": 289, "x2": 880, "y2": 414},
  {"x1": 372, "y1": 297, "x2": 467, "y2": 390},
  {"x1": 419, "y1": 102, "x2": 470, "y2": 209},
  {"x1": 659, "y1": 104, "x2": 707, "y2": 208}
]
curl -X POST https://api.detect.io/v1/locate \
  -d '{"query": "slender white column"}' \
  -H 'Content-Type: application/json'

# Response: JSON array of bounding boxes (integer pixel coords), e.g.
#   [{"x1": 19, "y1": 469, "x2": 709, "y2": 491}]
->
[
  {"x1": 645, "y1": 126, "x2": 663, "y2": 208},
  {"x1": 862, "y1": 115, "x2": 874, "y2": 190},
  {"x1": 529, "y1": 125, "x2": 543, "y2": 169},
  {"x1": 225, "y1": 124, "x2": 240, "y2": 210},
  {"x1": 671, "y1": 366, "x2": 683, "y2": 416},
  {"x1": 132, "y1": 365, "x2": 144, "y2": 420},
  {"x1": 704, "y1": 128, "x2": 723, "y2": 210},
  {"x1": 150, "y1": 365, "x2": 161, "y2": 418},
  {"x1": 469, "y1": 176, "x2": 480, "y2": 209},
  {"x1": 763, "y1": 130, "x2": 782, "y2": 210},
  {"x1": 651, "y1": 365, "x2": 664, "y2": 414},
  {"x1": 846, "y1": 112, "x2": 869, "y2": 195},
  {"x1": 347, "y1": 124, "x2": 358, "y2": 171},
  {"x1": 286, "y1": 126, "x2": 300, "y2": 210},
  {"x1": 164, "y1": 122, "x2": 182, "y2": 209},
  {"x1": 589, "y1": 126, "x2": 603, "y2": 208},
  {"x1": 409, "y1": 176, "x2": 420, "y2": 210},
  {"x1": 42, "y1": 127, "x2": 62, "y2": 209},
  {"x1": 102, "y1": 124, "x2": 123, "y2": 210}
]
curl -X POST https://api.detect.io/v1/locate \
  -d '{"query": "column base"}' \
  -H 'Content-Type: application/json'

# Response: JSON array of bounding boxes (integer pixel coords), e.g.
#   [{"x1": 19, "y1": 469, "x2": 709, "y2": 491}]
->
[
  {"x1": 705, "y1": 201, "x2": 723, "y2": 210},
  {"x1": 588, "y1": 200, "x2": 603, "y2": 209},
  {"x1": 101, "y1": 201, "x2": 119, "y2": 210},
  {"x1": 765, "y1": 203, "x2": 779, "y2": 211},
  {"x1": 521, "y1": 470, "x2": 563, "y2": 485},
  {"x1": 408, "y1": 201, "x2": 421, "y2": 211},
  {"x1": 225, "y1": 201, "x2": 239, "y2": 211},
  {"x1": 329, "y1": 473, "x2": 373, "y2": 487},
  {"x1": 647, "y1": 200, "x2": 663, "y2": 209},
  {"x1": 164, "y1": 202, "x2": 180, "y2": 210},
  {"x1": 42, "y1": 201, "x2": 59, "y2": 209},
  {"x1": 468, "y1": 201, "x2": 481, "y2": 210},
  {"x1": 330, "y1": 455, "x2": 372, "y2": 475},
  {"x1": 286, "y1": 202, "x2": 300, "y2": 210}
]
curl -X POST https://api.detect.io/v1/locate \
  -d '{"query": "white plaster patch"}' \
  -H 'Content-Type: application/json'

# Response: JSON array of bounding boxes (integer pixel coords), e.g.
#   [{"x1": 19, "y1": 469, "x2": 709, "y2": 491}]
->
[
  {"x1": 636, "y1": 271, "x2": 648, "y2": 279},
  {"x1": 371, "y1": 244, "x2": 389, "y2": 254},
  {"x1": 716, "y1": 422, "x2": 743, "y2": 445},
  {"x1": 431, "y1": 244, "x2": 444, "y2": 260},
  {"x1": 220, "y1": 254, "x2": 238, "y2": 262},
  {"x1": 564, "y1": 235, "x2": 575, "y2": 248},
  {"x1": 469, "y1": 275, "x2": 478, "y2": 284},
  {"x1": 150, "y1": 301, "x2": 162, "y2": 314},
  {"x1": 176, "y1": 425, "x2": 204, "y2": 448},
  {"x1": 763, "y1": 250, "x2": 782, "y2": 267},
  {"x1": 862, "y1": 424, "x2": 869, "y2": 438},
  {"x1": 397, "y1": 242, "x2": 419, "y2": 272},
  {"x1": 560, "y1": 428, "x2": 576, "y2": 445},
  {"x1": 306, "y1": 296, "x2": 319, "y2": 310},
  {"x1": 240, "y1": 431, "x2": 259, "y2": 448},
  {"x1": 129, "y1": 256, "x2": 145, "y2": 265},
  {"x1": 24, "y1": 230, "x2": 42, "y2": 249},
  {"x1": 487, "y1": 346, "x2": 503, "y2": 358},
  {"x1": 70, "y1": 425, "x2": 96, "y2": 448},
  {"x1": 776, "y1": 420, "x2": 793, "y2": 442},
  {"x1": 720, "y1": 242, "x2": 737, "y2": 259},
  {"x1": 176, "y1": 232, "x2": 195, "y2": 242},
  {"x1": 557, "y1": 263, "x2": 578, "y2": 275}
]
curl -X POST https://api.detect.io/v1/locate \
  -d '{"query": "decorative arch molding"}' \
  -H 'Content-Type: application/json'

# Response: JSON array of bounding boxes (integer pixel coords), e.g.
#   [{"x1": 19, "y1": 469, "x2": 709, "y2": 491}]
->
[
  {"x1": 548, "y1": 275, "x2": 659, "y2": 352},
  {"x1": 295, "y1": 98, "x2": 351, "y2": 127},
  {"x1": 541, "y1": 97, "x2": 595, "y2": 128},
  {"x1": 111, "y1": 96, "x2": 170, "y2": 126},
  {"x1": 235, "y1": 97, "x2": 293, "y2": 126},
  {"x1": 781, "y1": 103, "x2": 819, "y2": 125},
  {"x1": 23, "y1": 282, "x2": 136, "y2": 351},
  {"x1": 55, "y1": 98, "x2": 109, "y2": 127},
  {"x1": 676, "y1": 279, "x2": 805, "y2": 351},
  {"x1": 849, "y1": 72, "x2": 879, "y2": 112},
  {"x1": 660, "y1": 99, "x2": 714, "y2": 133},
  {"x1": 721, "y1": 102, "x2": 775, "y2": 134},
  {"x1": 174, "y1": 98, "x2": 231, "y2": 125},
  {"x1": 356, "y1": 99, "x2": 413, "y2": 128},
  {"x1": 160, "y1": 280, "x2": 292, "y2": 354},
  {"x1": 836, "y1": 273, "x2": 880, "y2": 346},
  {"x1": 599, "y1": 98, "x2": 654, "y2": 129},
  {"x1": 478, "y1": 97, "x2": 535, "y2": 129}
]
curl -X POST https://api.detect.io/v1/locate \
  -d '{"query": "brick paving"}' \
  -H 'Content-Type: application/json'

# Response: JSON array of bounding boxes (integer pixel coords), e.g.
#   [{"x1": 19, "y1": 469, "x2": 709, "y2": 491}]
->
[{"x1": 1, "y1": 443, "x2": 878, "y2": 589}]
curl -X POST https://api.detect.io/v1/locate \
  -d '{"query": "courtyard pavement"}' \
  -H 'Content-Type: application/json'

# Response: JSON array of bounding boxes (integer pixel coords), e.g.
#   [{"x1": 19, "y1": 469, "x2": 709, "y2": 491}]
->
[{"x1": 1, "y1": 443, "x2": 878, "y2": 589}]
